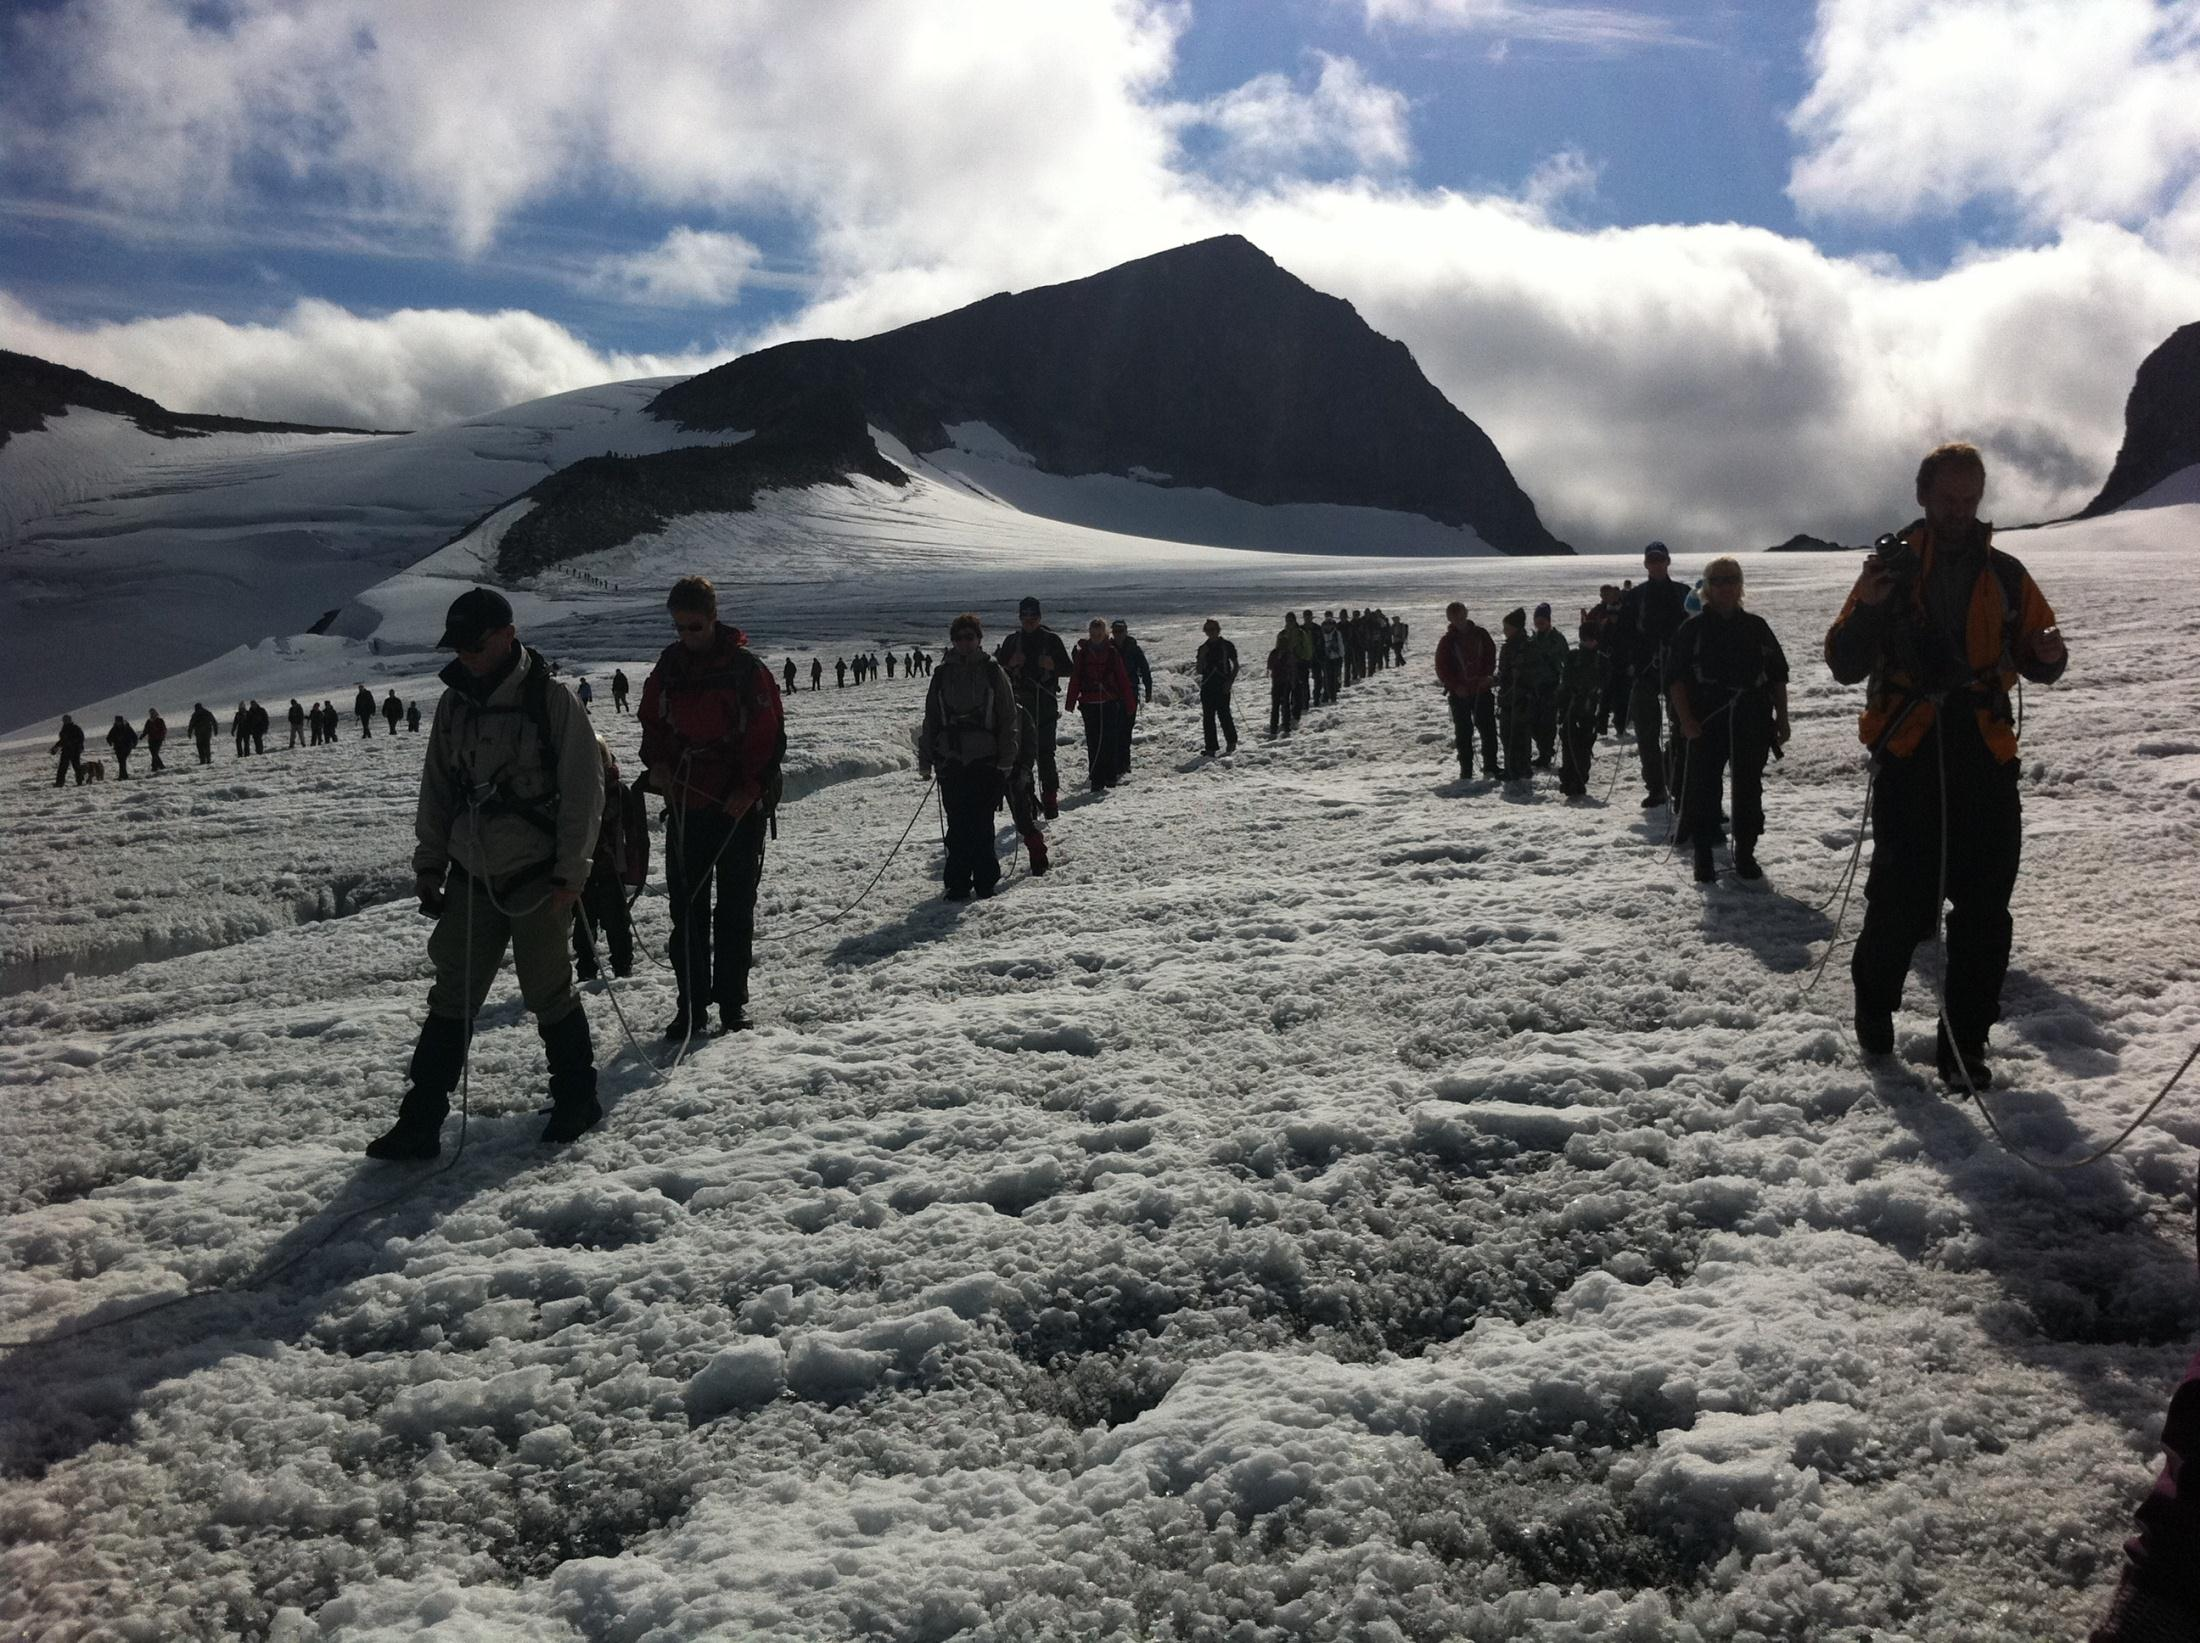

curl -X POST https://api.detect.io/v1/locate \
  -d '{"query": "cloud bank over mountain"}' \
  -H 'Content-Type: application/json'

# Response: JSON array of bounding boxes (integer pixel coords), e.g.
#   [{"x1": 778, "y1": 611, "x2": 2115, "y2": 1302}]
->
[{"x1": 5, "y1": 0, "x2": 2197, "y2": 550}]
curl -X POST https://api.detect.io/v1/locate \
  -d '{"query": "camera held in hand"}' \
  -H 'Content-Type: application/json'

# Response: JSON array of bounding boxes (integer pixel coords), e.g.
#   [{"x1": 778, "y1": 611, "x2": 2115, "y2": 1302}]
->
[{"x1": 1869, "y1": 530, "x2": 1919, "y2": 590}]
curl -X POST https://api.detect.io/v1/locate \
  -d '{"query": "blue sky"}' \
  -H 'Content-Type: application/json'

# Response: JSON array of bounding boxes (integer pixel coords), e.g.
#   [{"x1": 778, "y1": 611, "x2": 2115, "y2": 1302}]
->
[{"x1": 3, "y1": 0, "x2": 2197, "y2": 550}]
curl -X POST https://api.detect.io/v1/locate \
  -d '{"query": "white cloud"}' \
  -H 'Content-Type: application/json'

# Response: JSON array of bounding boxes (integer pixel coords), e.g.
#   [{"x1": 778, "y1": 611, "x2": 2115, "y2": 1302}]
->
[
  {"x1": 585, "y1": 228, "x2": 762, "y2": 308},
  {"x1": 1521, "y1": 147, "x2": 1603, "y2": 214},
  {"x1": 8, "y1": 0, "x2": 2199, "y2": 553},
  {"x1": 1359, "y1": 0, "x2": 1701, "y2": 48},
  {"x1": 1789, "y1": 0, "x2": 2200, "y2": 233},
  {"x1": 0, "y1": 293, "x2": 722, "y2": 429},
  {"x1": 6, "y1": 0, "x2": 1190, "y2": 258},
  {"x1": 1190, "y1": 53, "x2": 1413, "y2": 175}
]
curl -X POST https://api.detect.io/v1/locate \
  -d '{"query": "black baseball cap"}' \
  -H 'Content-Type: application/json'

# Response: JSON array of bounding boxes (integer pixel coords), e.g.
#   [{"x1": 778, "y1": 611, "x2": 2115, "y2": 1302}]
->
[
  {"x1": 1018, "y1": 596, "x2": 1042, "y2": 616},
  {"x1": 437, "y1": 587, "x2": 514, "y2": 650},
  {"x1": 1643, "y1": 541, "x2": 1671, "y2": 562}
]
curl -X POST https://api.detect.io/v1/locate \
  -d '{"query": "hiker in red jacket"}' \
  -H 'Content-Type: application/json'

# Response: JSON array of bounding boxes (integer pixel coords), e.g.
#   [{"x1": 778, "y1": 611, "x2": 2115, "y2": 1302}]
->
[
  {"x1": 1434, "y1": 601, "x2": 1499, "y2": 782},
  {"x1": 1063, "y1": 618, "x2": 1135, "y2": 795},
  {"x1": 639, "y1": 575, "x2": 783, "y2": 1040}
]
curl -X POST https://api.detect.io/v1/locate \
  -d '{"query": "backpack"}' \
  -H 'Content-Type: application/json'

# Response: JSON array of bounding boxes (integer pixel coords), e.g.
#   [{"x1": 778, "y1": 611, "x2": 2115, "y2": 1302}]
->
[{"x1": 926, "y1": 661, "x2": 999, "y2": 761}]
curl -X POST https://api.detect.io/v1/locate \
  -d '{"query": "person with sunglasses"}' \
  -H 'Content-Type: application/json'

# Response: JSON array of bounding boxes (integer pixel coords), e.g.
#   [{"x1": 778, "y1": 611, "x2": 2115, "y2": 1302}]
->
[
  {"x1": 369, "y1": 585, "x2": 605, "y2": 1159},
  {"x1": 1666, "y1": 556, "x2": 1790, "y2": 883},
  {"x1": 639, "y1": 576, "x2": 786, "y2": 1040}
]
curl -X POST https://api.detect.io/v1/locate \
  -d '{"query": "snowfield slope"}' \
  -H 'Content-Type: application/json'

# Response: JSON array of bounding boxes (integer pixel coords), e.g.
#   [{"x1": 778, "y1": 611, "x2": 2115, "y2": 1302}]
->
[
  {"x1": 3, "y1": 499, "x2": 2197, "y2": 1640},
  {"x1": 0, "y1": 379, "x2": 743, "y2": 735}
]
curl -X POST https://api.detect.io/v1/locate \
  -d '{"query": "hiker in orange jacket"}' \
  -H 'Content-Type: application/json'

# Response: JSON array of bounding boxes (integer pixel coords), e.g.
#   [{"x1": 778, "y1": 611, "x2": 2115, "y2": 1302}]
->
[{"x1": 1823, "y1": 441, "x2": 2066, "y2": 1089}]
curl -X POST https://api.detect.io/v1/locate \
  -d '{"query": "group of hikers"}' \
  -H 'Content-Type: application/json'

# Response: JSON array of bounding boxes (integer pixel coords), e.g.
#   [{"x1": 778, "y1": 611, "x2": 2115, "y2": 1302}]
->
[
  {"x1": 30, "y1": 437, "x2": 2197, "y2": 1636},
  {"x1": 48, "y1": 686, "x2": 425, "y2": 783},
  {"x1": 1260, "y1": 607, "x2": 1408, "y2": 738},
  {"x1": 1432, "y1": 542, "x2": 1794, "y2": 882}
]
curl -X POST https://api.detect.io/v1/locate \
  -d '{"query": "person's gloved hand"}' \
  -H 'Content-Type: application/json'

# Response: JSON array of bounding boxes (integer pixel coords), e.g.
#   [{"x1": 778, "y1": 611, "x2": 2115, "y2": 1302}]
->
[{"x1": 417, "y1": 871, "x2": 446, "y2": 916}]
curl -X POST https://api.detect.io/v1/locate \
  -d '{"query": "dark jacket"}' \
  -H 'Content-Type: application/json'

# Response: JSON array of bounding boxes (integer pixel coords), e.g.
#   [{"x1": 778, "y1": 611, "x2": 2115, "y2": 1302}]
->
[
  {"x1": 1617, "y1": 576, "x2": 1691, "y2": 674},
  {"x1": 1669, "y1": 607, "x2": 1791, "y2": 721},
  {"x1": 353, "y1": 687, "x2": 375, "y2": 718},
  {"x1": 1435, "y1": 622, "x2": 1496, "y2": 696},
  {"x1": 53, "y1": 721, "x2": 84, "y2": 756},
  {"x1": 188, "y1": 707, "x2": 216, "y2": 742},
  {"x1": 143, "y1": 712, "x2": 166, "y2": 748},
  {"x1": 996, "y1": 625, "x2": 1075, "y2": 705},
  {"x1": 247, "y1": 703, "x2": 270, "y2": 735},
  {"x1": 1196, "y1": 636, "x2": 1239, "y2": 694},
  {"x1": 1116, "y1": 636, "x2": 1153, "y2": 702},
  {"x1": 1496, "y1": 631, "x2": 1527, "y2": 694},
  {"x1": 1525, "y1": 627, "x2": 1569, "y2": 694},
  {"x1": 639, "y1": 623, "x2": 785, "y2": 813},
  {"x1": 106, "y1": 719, "x2": 138, "y2": 755},
  {"x1": 382, "y1": 692, "x2": 403, "y2": 723},
  {"x1": 1557, "y1": 648, "x2": 1602, "y2": 718}
]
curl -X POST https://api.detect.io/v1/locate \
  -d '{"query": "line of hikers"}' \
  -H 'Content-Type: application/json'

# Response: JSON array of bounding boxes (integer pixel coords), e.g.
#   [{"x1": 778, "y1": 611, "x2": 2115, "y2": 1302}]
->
[
  {"x1": 1263, "y1": 607, "x2": 1408, "y2": 738},
  {"x1": 49, "y1": 690, "x2": 424, "y2": 783}
]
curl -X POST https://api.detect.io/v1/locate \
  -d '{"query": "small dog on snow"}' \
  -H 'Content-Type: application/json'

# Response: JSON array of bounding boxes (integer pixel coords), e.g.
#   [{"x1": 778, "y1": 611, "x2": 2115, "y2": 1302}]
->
[{"x1": 83, "y1": 760, "x2": 106, "y2": 782}]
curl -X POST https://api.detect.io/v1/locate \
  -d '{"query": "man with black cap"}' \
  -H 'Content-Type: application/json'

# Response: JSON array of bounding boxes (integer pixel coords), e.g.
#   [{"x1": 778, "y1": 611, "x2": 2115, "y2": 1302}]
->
[
  {"x1": 1616, "y1": 541, "x2": 1690, "y2": 807},
  {"x1": 368, "y1": 585, "x2": 605, "y2": 1160},
  {"x1": 1195, "y1": 618, "x2": 1240, "y2": 756},
  {"x1": 996, "y1": 596, "x2": 1073, "y2": 817}
]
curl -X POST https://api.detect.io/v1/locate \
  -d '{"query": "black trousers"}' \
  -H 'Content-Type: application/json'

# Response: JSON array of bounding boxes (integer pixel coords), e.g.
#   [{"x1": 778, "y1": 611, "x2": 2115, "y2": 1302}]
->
[
  {"x1": 54, "y1": 750, "x2": 83, "y2": 785},
  {"x1": 1447, "y1": 692, "x2": 1497, "y2": 777},
  {"x1": 1629, "y1": 672, "x2": 1674, "y2": 797},
  {"x1": 1851, "y1": 712, "x2": 2022, "y2": 1047},
  {"x1": 572, "y1": 872, "x2": 634, "y2": 980},
  {"x1": 1497, "y1": 690, "x2": 1531, "y2": 778},
  {"x1": 194, "y1": 734, "x2": 213, "y2": 765},
  {"x1": 1601, "y1": 662, "x2": 1631, "y2": 734},
  {"x1": 1529, "y1": 687, "x2": 1558, "y2": 765},
  {"x1": 1201, "y1": 686, "x2": 1237, "y2": 754},
  {"x1": 937, "y1": 762, "x2": 1004, "y2": 894},
  {"x1": 1079, "y1": 702, "x2": 1127, "y2": 789},
  {"x1": 1678, "y1": 701, "x2": 1770, "y2": 846},
  {"x1": 665, "y1": 804, "x2": 767, "y2": 1014},
  {"x1": 1558, "y1": 710, "x2": 1597, "y2": 795}
]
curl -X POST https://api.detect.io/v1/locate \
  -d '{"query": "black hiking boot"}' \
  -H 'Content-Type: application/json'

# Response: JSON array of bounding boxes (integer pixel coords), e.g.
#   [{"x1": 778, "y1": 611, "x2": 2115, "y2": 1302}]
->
[
  {"x1": 1734, "y1": 843, "x2": 1762, "y2": 880},
  {"x1": 366, "y1": 1014, "x2": 463, "y2": 1160},
  {"x1": 1693, "y1": 844, "x2": 1717, "y2": 884},
  {"x1": 718, "y1": 1002, "x2": 751, "y2": 1034},
  {"x1": 539, "y1": 1008, "x2": 601, "y2": 1144},
  {"x1": 1936, "y1": 1023, "x2": 1993, "y2": 1092},
  {"x1": 1641, "y1": 790, "x2": 1667, "y2": 810},
  {"x1": 1855, "y1": 1006, "x2": 1895, "y2": 1057},
  {"x1": 661, "y1": 1011, "x2": 703, "y2": 1042},
  {"x1": 1041, "y1": 790, "x2": 1059, "y2": 820}
]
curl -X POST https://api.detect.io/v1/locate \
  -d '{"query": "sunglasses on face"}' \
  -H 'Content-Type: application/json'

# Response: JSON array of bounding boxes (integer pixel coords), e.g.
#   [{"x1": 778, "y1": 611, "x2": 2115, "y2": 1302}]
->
[{"x1": 1707, "y1": 574, "x2": 1742, "y2": 586}]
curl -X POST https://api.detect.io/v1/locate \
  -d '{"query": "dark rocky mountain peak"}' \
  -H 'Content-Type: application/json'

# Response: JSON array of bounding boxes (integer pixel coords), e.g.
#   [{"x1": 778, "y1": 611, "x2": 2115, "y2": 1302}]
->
[
  {"x1": 2077, "y1": 322, "x2": 2200, "y2": 517},
  {"x1": 0, "y1": 350, "x2": 391, "y2": 451},
  {"x1": 649, "y1": 235, "x2": 1570, "y2": 556}
]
